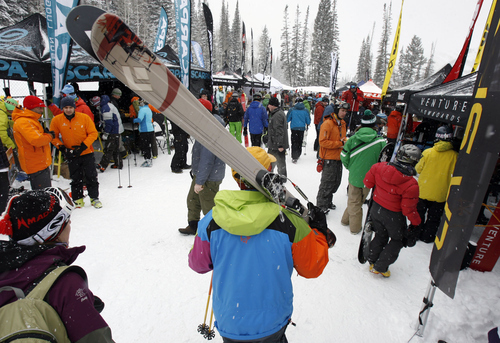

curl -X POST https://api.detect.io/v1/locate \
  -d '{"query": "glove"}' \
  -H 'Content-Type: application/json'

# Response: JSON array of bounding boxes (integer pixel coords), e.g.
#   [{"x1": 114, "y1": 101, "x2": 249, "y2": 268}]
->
[
  {"x1": 308, "y1": 203, "x2": 336, "y2": 248},
  {"x1": 316, "y1": 159, "x2": 324, "y2": 173},
  {"x1": 101, "y1": 133, "x2": 109, "y2": 140},
  {"x1": 44, "y1": 127, "x2": 55, "y2": 139},
  {"x1": 243, "y1": 127, "x2": 248, "y2": 136},
  {"x1": 71, "y1": 143, "x2": 87, "y2": 158},
  {"x1": 58, "y1": 146, "x2": 70, "y2": 160},
  {"x1": 403, "y1": 224, "x2": 420, "y2": 248}
]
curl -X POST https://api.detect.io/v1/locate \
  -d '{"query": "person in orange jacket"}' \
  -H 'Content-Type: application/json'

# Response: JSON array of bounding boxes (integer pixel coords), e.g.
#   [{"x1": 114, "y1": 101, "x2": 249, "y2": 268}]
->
[
  {"x1": 50, "y1": 97, "x2": 101, "y2": 209},
  {"x1": 12, "y1": 96, "x2": 54, "y2": 190},
  {"x1": 48, "y1": 84, "x2": 95, "y2": 122}
]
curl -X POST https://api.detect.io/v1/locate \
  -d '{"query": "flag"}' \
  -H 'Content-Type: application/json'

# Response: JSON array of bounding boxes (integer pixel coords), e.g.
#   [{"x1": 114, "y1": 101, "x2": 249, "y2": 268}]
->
[
  {"x1": 242, "y1": 22, "x2": 246, "y2": 74},
  {"x1": 381, "y1": 0, "x2": 404, "y2": 99},
  {"x1": 175, "y1": 0, "x2": 191, "y2": 89},
  {"x1": 153, "y1": 7, "x2": 168, "y2": 52},
  {"x1": 429, "y1": 0, "x2": 500, "y2": 299},
  {"x1": 472, "y1": 0, "x2": 497, "y2": 72},
  {"x1": 191, "y1": 41, "x2": 205, "y2": 68},
  {"x1": 203, "y1": 3, "x2": 213, "y2": 95},
  {"x1": 329, "y1": 52, "x2": 338, "y2": 94},
  {"x1": 44, "y1": 0, "x2": 79, "y2": 106},
  {"x1": 443, "y1": 0, "x2": 484, "y2": 83}
]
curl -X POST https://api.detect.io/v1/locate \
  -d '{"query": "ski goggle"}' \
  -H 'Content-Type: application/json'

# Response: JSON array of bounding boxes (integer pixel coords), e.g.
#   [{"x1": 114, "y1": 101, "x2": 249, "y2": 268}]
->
[{"x1": 339, "y1": 103, "x2": 350, "y2": 110}]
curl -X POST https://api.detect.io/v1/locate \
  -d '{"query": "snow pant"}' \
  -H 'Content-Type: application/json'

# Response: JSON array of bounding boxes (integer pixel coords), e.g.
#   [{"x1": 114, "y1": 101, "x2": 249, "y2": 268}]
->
[
  {"x1": 29, "y1": 167, "x2": 52, "y2": 190},
  {"x1": 417, "y1": 198, "x2": 445, "y2": 243},
  {"x1": 290, "y1": 130, "x2": 304, "y2": 160},
  {"x1": 341, "y1": 182, "x2": 370, "y2": 234},
  {"x1": 0, "y1": 171, "x2": 9, "y2": 212},
  {"x1": 229, "y1": 121, "x2": 243, "y2": 143},
  {"x1": 367, "y1": 201, "x2": 406, "y2": 273},
  {"x1": 171, "y1": 130, "x2": 189, "y2": 171},
  {"x1": 268, "y1": 149, "x2": 287, "y2": 177},
  {"x1": 151, "y1": 133, "x2": 158, "y2": 158},
  {"x1": 68, "y1": 153, "x2": 99, "y2": 200},
  {"x1": 222, "y1": 324, "x2": 288, "y2": 343},
  {"x1": 345, "y1": 111, "x2": 361, "y2": 132},
  {"x1": 314, "y1": 124, "x2": 320, "y2": 151},
  {"x1": 187, "y1": 175, "x2": 222, "y2": 223},
  {"x1": 250, "y1": 133, "x2": 263, "y2": 147},
  {"x1": 100, "y1": 134, "x2": 121, "y2": 169},
  {"x1": 316, "y1": 160, "x2": 343, "y2": 210},
  {"x1": 139, "y1": 131, "x2": 154, "y2": 160}
]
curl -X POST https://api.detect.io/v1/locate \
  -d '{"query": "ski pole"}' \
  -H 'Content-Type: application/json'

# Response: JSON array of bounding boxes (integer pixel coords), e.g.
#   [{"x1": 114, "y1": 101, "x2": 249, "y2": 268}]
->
[
  {"x1": 198, "y1": 274, "x2": 213, "y2": 336},
  {"x1": 204, "y1": 308, "x2": 215, "y2": 340},
  {"x1": 117, "y1": 167, "x2": 122, "y2": 188},
  {"x1": 127, "y1": 155, "x2": 132, "y2": 188}
]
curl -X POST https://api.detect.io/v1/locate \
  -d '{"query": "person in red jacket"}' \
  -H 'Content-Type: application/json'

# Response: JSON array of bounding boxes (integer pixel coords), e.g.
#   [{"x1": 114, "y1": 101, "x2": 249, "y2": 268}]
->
[
  {"x1": 341, "y1": 84, "x2": 365, "y2": 132},
  {"x1": 387, "y1": 105, "x2": 403, "y2": 143},
  {"x1": 363, "y1": 144, "x2": 422, "y2": 277},
  {"x1": 313, "y1": 97, "x2": 329, "y2": 151}
]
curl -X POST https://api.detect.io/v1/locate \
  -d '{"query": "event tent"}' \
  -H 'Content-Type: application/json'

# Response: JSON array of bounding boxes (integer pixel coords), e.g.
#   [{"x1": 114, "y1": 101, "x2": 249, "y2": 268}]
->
[{"x1": 359, "y1": 79, "x2": 382, "y2": 99}]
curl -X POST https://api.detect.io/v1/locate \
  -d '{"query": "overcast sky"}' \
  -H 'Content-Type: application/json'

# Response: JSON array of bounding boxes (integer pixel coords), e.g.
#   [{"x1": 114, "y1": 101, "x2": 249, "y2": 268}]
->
[{"x1": 205, "y1": 0, "x2": 494, "y2": 83}]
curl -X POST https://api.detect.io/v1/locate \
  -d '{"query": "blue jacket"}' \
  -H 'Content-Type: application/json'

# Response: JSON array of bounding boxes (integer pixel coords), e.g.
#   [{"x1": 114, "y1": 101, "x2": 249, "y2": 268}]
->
[
  {"x1": 319, "y1": 103, "x2": 335, "y2": 127},
  {"x1": 133, "y1": 105, "x2": 153, "y2": 133},
  {"x1": 100, "y1": 96, "x2": 122, "y2": 135},
  {"x1": 287, "y1": 102, "x2": 310, "y2": 131},
  {"x1": 243, "y1": 101, "x2": 268, "y2": 134}
]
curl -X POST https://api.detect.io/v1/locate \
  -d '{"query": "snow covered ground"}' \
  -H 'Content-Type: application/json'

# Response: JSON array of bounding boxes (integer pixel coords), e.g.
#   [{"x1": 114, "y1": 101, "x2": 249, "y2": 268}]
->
[{"x1": 4, "y1": 129, "x2": 500, "y2": 342}]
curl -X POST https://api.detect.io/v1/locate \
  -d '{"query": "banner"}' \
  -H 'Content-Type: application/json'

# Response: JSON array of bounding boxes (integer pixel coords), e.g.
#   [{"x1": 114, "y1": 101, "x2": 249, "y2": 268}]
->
[
  {"x1": 251, "y1": 29, "x2": 254, "y2": 75},
  {"x1": 329, "y1": 52, "x2": 338, "y2": 94},
  {"x1": 202, "y1": 3, "x2": 213, "y2": 96},
  {"x1": 45, "y1": 0, "x2": 79, "y2": 106},
  {"x1": 381, "y1": 0, "x2": 404, "y2": 99},
  {"x1": 153, "y1": 7, "x2": 168, "y2": 53},
  {"x1": 241, "y1": 22, "x2": 246, "y2": 74},
  {"x1": 443, "y1": 0, "x2": 484, "y2": 83},
  {"x1": 175, "y1": 0, "x2": 191, "y2": 89},
  {"x1": 191, "y1": 41, "x2": 205, "y2": 68},
  {"x1": 270, "y1": 47, "x2": 273, "y2": 74},
  {"x1": 429, "y1": 1, "x2": 500, "y2": 299},
  {"x1": 472, "y1": 0, "x2": 497, "y2": 72}
]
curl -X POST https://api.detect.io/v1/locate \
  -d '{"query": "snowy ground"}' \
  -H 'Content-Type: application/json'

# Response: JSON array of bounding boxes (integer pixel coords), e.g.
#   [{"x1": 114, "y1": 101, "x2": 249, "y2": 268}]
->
[{"x1": 4, "y1": 128, "x2": 500, "y2": 342}]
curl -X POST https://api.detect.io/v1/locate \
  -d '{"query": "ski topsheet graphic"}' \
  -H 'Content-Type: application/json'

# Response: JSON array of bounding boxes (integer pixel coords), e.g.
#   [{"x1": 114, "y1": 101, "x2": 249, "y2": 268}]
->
[
  {"x1": 66, "y1": 5, "x2": 106, "y2": 61},
  {"x1": 89, "y1": 12, "x2": 292, "y2": 204}
]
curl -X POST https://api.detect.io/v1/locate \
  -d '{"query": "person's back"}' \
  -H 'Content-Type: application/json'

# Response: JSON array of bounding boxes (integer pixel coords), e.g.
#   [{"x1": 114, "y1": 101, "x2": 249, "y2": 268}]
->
[
  {"x1": 287, "y1": 102, "x2": 310, "y2": 130},
  {"x1": 387, "y1": 109, "x2": 402, "y2": 140}
]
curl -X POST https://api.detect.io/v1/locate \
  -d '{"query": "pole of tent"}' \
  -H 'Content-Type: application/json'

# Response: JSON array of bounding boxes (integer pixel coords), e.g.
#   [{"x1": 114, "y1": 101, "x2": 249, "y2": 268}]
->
[{"x1": 416, "y1": 278, "x2": 437, "y2": 337}]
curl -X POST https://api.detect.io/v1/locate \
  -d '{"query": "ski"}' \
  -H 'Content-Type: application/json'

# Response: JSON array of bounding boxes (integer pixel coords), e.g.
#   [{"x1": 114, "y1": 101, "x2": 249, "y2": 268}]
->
[
  {"x1": 89, "y1": 11, "x2": 293, "y2": 205},
  {"x1": 66, "y1": 5, "x2": 106, "y2": 61}
]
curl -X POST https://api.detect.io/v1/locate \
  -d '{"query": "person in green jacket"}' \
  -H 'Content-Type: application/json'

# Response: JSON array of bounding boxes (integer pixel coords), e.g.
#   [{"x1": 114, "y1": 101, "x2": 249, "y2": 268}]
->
[
  {"x1": 0, "y1": 97, "x2": 18, "y2": 149},
  {"x1": 340, "y1": 110, "x2": 386, "y2": 234}
]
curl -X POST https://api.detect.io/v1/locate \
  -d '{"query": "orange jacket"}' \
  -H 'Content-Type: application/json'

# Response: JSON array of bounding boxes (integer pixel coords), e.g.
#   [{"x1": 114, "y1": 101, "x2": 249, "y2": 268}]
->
[
  {"x1": 12, "y1": 107, "x2": 53, "y2": 174},
  {"x1": 387, "y1": 110, "x2": 402, "y2": 139},
  {"x1": 50, "y1": 112, "x2": 97, "y2": 155},
  {"x1": 319, "y1": 113, "x2": 346, "y2": 161},
  {"x1": 49, "y1": 98, "x2": 94, "y2": 122}
]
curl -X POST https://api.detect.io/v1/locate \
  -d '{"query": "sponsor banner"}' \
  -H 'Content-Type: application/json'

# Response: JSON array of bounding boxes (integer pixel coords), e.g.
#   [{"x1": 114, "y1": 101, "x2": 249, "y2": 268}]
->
[
  {"x1": 154, "y1": 7, "x2": 168, "y2": 53},
  {"x1": 175, "y1": 0, "x2": 191, "y2": 89},
  {"x1": 381, "y1": 0, "x2": 404, "y2": 99}
]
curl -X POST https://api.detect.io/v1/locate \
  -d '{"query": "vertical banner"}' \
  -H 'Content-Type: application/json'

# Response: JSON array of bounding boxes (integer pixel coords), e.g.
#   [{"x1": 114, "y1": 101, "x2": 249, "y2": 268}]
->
[
  {"x1": 270, "y1": 47, "x2": 273, "y2": 74},
  {"x1": 175, "y1": 0, "x2": 191, "y2": 89},
  {"x1": 154, "y1": 7, "x2": 168, "y2": 53},
  {"x1": 241, "y1": 22, "x2": 246, "y2": 74},
  {"x1": 251, "y1": 29, "x2": 254, "y2": 76},
  {"x1": 203, "y1": 3, "x2": 214, "y2": 96},
  {"x1": 191, "y1": 41, "x2": 205, "y2": 68},
  {"x1": 263, "y1": 39, "x2": 271, "y2": 74},
  {"x1": 329, "y1": 52, "x2": 338, "y2": 94},
  {"x1": 443, "y1": 0, "x2": 484, "y2": 83},
  {"x1": 45, "y1": 0, "x2": 79, "y2": 106},
  {"x1": 429, "y1": 1, "x2": 500, "y2": 299},
  {"x1": 472, "y1": 0, "x2": 496, "y2": 72},
  {"x1": 381, "y1": 0, "x2": 404, "y2": 99}
]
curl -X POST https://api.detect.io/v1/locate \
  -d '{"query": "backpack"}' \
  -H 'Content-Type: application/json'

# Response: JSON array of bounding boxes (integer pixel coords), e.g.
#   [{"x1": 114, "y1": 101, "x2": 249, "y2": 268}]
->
[{"x1": 0, "y1": 265, "x2": 86, "y2": 343}]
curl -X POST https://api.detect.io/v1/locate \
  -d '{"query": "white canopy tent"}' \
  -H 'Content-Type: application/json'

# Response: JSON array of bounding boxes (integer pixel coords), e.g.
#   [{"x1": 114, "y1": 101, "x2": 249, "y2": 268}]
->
[{"x1": 359, "y1": 79, "x2": 382, "y2": 99}]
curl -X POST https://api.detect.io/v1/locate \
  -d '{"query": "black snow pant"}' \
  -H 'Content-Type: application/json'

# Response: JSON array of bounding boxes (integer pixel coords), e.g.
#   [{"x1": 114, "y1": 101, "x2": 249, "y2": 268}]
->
[
  {"x1": 314, "y1": 124, "x2": 320, "y2": 151},
  {"x1": 222, "y1": 324, "x2": 288, "y2": 343},
  {"x1": 316, "y1": 159, "x2": 342, "y2": 210},
  {"x1": 367, "y1": 201, "x2": 406, "y2": 273},
  {"x1": 250, "y1": 133, "x2": 262, "y2": 147},
  {"x1": 171, "y1": 129, "x2": 189, "y2": 171},
  {"x1": 68, "y1": 153, "x2": 99, "y2": 200},
  {"x1": 417, "y1": 198, "x2": 445, "y2": 243},
  {"x1": 139, "y1": 131, "x2": 154, "y2": 160},
  {"x1": 0, "y1": 171, "x2": 9, "y2": 212},
  {"x1": 100, "y1": 134, "x2": 121, "y2": 168},
  {"x1": 29, "y1": 167, "x2": 52, "y2": 190},
  {"x1": 290, "y1": 130, "x2": 304, "y2": 160}
]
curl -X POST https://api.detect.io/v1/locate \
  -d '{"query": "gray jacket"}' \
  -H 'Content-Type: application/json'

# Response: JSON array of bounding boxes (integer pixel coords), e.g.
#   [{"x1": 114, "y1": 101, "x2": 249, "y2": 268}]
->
[{"x1": 267, "y1": 108, "x2": 289, "y2": 150}]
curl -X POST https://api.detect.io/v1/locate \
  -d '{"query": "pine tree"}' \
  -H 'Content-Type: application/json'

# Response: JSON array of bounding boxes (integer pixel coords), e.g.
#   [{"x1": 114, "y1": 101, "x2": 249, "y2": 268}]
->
[
  {"x1": 423, "y1": 42, "x2": 435, "y2": 78},
  {"x1": 229, "y1": 1, "x2": 241, "y2": 72},
  {"x1": 310, "y1": 0, "x2": 336, "y2": 86},
  {"x1": 373, "y1": 3, "x2": 392, "y2": 86},
  {"x1": 393, "y1": 35, "x2": 426, "y2": 87},
  {"x1": 280, "y1": 5, "x2": 292, "y2": 85},
  {"x1": 289, "y1": 5, "x2": 302, "y2": 86},
  {"x1": 297, "y1": 6, "x2": 310, "y2": 86},
  {"x1": 356, "y1": 36, "x2": 372, "y2": 82},
  {"x1": 257, "y1": 26, "x2": 270, "y2": 74}
]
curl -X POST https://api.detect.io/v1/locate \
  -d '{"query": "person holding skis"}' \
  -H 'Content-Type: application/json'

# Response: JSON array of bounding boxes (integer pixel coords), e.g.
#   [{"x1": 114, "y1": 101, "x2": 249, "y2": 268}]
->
[
  {"x1": 363, "y1": 144, "x2": 422, "y2": 277},
  {"x1": 340, "y1": 110, "x2": 386, "y2": 234},
  {"x1": 287, "y1": 98, "x2": 311, "y2": 163},
  {"x1": 226, "y1": 93, "x2": 245, "y2": 143},
  {"x1": 0, "y1": 187, "x2": 115, "y2": 342},
  {"x1": 243, "y1": 94, "x2": 268, "y2": 147},
  {"x1": 188, "y1": 146, "x2": 334, "y2": 342},
  {"x1": 267, "y1": 97, "x2": 289, "y2": 177}
]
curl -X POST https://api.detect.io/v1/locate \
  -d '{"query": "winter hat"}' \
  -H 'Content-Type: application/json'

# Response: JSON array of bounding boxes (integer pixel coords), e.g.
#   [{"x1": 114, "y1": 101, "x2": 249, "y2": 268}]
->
[
  {"x1": 61, "y1": 84, "x2": 75, "y2": 95},
  {"x1": 111, "y1": 88, "x2": 122, "y2": 96},
  {"x1": 232, "y1": 147, "x2": 276, "y2": 189},
  {"x1": 295, "y1": 98, "x2": 303, "y2": 103},
  {"x1": 253, "y1": 94, "x2": 262, "y2": 101},
  {"x1": 0, "y1": 188, "x2": 74, "y2": 246},
  {"x1": 198, "y1": 98, "x2": 212, "y2": 111},
  {"x1": 90, "y1": 96, "x2": 101, "y2": 107},
  {"x1": 60, "y1": 96, "x2": 75, "y2": 109},
  {"x1": 4, "y1": 98, "x2": 18, "y2": 111},
  {"x1": 268, "y1": 97, "x2": 280, "y2": 107},
  {"x1": 23, "y1": 95, "x2": 46, "y2": 110},
  {"x1": 322, "y1": 97, "x2": 329, "y2": 103},
  {"x1": 361, "y1": 109, "x2": 376, "y2": 127}
]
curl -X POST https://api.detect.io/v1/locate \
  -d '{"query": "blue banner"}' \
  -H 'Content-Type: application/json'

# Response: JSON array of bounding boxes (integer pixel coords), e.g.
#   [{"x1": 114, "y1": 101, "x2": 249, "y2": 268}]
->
[
  {"x1": 191, "y1": 41, "x2": 204, "y2": 68},
  {"x1": 175, "y1": 0, "x2": 191, "y2": 89},
  {"x1": 154, "y1": 7, "x2": 168, "y2": 53},
  {"x1": 45, "y1": 0, "x2": 79, "y2": 106}
]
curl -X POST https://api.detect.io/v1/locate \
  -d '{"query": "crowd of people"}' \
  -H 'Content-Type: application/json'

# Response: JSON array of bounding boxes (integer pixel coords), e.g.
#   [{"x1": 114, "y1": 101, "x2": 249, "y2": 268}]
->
[{"x1": 0, "y1": 80, "x2": 480, "y2": 342}]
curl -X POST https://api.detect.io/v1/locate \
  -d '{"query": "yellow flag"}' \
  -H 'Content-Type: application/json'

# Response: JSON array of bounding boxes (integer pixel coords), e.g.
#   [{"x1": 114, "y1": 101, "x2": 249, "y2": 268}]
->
[
  {"x1": 381, "y1": 0, "x2": 404, "y2": 99},
  {"x1": 472, "y1": 0, "x2": 497, "y2": 72}
]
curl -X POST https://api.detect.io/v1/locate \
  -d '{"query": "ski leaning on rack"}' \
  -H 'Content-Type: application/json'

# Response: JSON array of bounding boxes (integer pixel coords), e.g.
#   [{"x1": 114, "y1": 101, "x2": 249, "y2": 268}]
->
[{"x1": 88, "y1": 10, "x2": 296, "y2": 207}]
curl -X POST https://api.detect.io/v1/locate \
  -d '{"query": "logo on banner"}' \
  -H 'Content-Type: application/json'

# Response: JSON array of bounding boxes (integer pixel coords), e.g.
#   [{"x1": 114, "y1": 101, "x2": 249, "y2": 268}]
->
[{"x1": 155, "y1": 16, "x2": 167, "y2": 52}]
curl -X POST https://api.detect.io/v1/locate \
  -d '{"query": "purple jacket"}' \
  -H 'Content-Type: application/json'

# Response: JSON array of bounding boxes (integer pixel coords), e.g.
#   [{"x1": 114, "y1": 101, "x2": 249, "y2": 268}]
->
[{"x1": 0, "y1": 244, "x2": 114, "y2": 343}]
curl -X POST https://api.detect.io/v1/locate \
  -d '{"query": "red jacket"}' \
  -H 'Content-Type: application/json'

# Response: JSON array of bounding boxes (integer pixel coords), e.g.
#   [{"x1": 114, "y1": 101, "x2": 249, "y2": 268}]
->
[
  {"x1": 314, "y1": 102, "x2": 326, "y2": 125},
  {"x1": 341, "y1": 88, "x2": 365, "y2": 112},
  {"x1": 387, "y1": 110, "x2": 402, "y2": 139},
  {"x1": 364, "y1": 162, "x2": 421, "y2": 226}
]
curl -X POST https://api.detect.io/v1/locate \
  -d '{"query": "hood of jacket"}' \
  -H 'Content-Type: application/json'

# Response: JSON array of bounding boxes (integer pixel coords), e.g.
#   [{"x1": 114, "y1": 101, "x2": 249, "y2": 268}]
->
[
  {"x1": 433, "y1": 140, "x2": 454, "y2": 152},
  {"x1": 12, "y1": 107, "x2": 41, "y2": 122},
  {"x1": 249, "y1": 101, "x2": 262, "y2": 109},
  {"x1": 212, "y1": 190, "x2": 281, "y2": 236},
  {"x1": 354, "y1": 127, "x2": 378, "y2": 143},
  {"x1": 293, "y1": 102, "x2": 306, "y2": 111}
]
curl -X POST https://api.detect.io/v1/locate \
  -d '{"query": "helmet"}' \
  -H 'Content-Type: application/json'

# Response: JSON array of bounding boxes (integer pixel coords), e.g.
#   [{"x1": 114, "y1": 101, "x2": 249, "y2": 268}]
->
[
  {"x1": 218, "y1": 86, "x2": 223, "y2": 91},
  {"x1": 90, "y1": 96, "x2": 101, "y2": 107},
  {"x1": 396, "y1": 144, "x2": 421, "y2": 165},
  {"x1": 395, "y1": 104, "x2": 404, "y2": 112},
  {"x1": 435, "y1": 125, "x2": 453, "y2": 141},
  {"x1": 339, "y1": 102, "x2": 350, "y2": 110}
]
